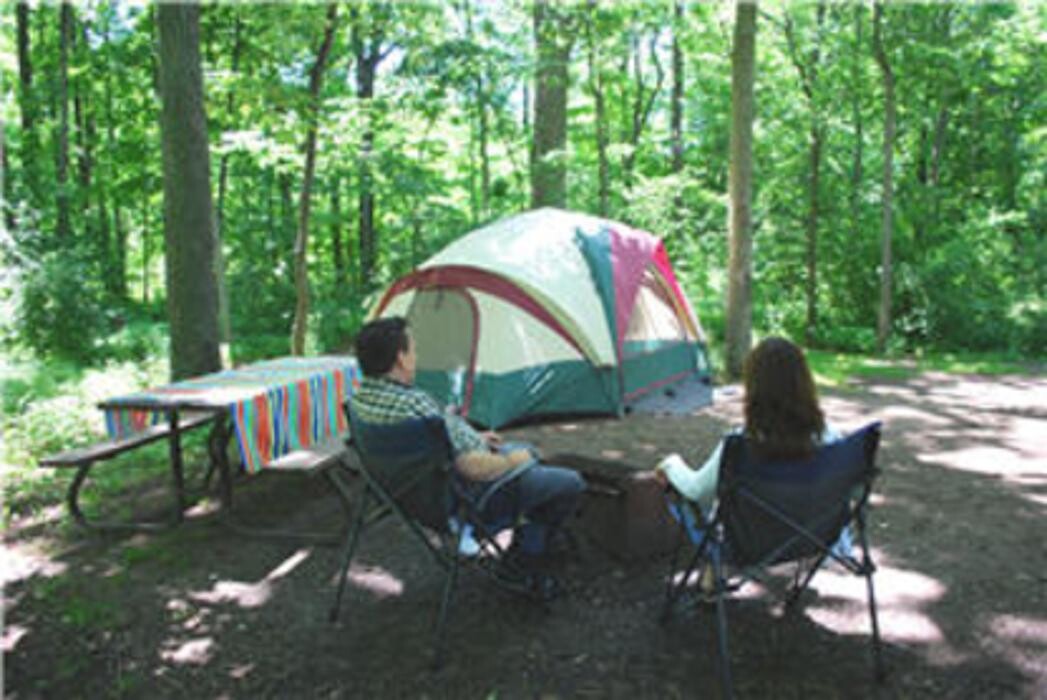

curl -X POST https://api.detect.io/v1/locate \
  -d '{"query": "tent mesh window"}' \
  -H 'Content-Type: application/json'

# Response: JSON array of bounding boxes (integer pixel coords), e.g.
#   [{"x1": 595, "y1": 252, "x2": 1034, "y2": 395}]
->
[{"x1": 623, "y1": 267, "x2": 692, "y2": 357}]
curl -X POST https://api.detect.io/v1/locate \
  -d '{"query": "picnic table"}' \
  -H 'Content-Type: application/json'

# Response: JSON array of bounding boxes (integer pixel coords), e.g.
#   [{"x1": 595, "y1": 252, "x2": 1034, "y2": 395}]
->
[{"x1": 40, "y1": 355, "x2": 361, "y2": 540}]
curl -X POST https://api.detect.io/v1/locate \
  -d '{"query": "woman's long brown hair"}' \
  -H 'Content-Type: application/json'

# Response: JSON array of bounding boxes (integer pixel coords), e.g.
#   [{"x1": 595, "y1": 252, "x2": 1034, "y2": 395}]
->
[{"x1": 742, "y1": 337, "x2": 825, "y2": 460}]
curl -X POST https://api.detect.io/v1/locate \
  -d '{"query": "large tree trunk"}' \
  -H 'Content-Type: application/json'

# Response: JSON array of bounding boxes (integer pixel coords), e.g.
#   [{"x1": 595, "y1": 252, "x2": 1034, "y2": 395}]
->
[
  {"x1": 291, "y1": 4, "x2": 339, "y2": 356},
  {"x1": 531, "y1": 0, "x2": 572, "y2": 209},
  {"x1": 873, "y1": 2, "x2": 894, "y2": 354},
  {"x1": 157, "y1": 3, "x2": 221, "y2": 380},
  {"x1": 55, "y1": 2, "x2": 73, "y2": 243},
  {"x1": 724, "y1": 1, "x2": 756, "y2": 380}
]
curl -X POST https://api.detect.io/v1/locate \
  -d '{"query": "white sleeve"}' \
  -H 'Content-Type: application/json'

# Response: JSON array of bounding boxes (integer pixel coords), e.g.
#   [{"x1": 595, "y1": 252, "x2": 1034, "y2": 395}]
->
[
  {"x1": 657, "y1": 438, "x2": 724, "y2": 514},
  {"x1": 821, "y1": 422, "x2": 843, "y2": 444}
]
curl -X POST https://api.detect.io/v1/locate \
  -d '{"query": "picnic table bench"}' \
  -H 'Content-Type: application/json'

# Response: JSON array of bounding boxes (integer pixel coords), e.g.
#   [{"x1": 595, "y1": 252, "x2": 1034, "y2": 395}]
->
[
  {"x1": 38, "y1": 356, "x2": 361, "y2": 543},
  {"x1": 39, "y1": 411, "x2": 215, "y2": 531}
]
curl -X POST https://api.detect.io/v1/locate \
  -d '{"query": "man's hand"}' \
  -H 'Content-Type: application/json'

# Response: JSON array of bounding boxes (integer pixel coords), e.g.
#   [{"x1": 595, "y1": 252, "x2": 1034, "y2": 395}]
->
[{"x1": 480, "y1": 431, "x2": 503, "y2": 449}]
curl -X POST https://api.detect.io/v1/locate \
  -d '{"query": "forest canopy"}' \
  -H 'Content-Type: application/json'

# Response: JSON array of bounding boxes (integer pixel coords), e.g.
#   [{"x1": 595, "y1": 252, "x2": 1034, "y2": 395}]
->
[{"x1": 1, "y1": 1, "x2": 1044, "y2": 367}]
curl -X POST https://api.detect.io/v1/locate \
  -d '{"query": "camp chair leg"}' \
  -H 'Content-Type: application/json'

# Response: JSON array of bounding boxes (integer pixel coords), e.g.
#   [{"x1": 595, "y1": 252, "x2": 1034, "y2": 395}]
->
[
  {"x1": 784, "y1": 553, "x2": 828, "y2": 612},
  {"x1": 330, "y1": 487, "x2": 370, "y2": 623},
  {"x1": 858, "y1": 521, "x2": 886, "y2": 682},
  {"x1": 711, "y1": 537, "x2": 734, "y2": 700},
  {"x1": 432, "y1": 533, "x2": 463, "y2": 671},
  {"x1": 660, "y1": 524, "x2": 687, "y2": 623}
]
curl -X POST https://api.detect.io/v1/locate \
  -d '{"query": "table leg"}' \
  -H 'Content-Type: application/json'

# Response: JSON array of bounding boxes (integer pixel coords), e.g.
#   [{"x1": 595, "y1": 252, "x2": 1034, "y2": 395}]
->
[
  {"x1": 208, "y1": 415, "x2": 234, "y2": 510},
  {"x1": 167, "y1": 409, "x2": 185, "y2": 524}
]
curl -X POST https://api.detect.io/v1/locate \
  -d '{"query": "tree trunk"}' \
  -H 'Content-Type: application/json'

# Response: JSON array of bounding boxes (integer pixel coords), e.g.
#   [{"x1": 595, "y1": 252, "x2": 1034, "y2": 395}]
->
[
  {"x1": 805, "y1": 127, "x2": 822, "y2": 344},
  {"x1": 531, "y1": 0, "x2": 572, "y2": 209},
  {"x1": 157, "y1": 3, "x2": 221, "y2": 380},
  {"x1": 2, "y1": 141, "x2": 13, "y2": 233},
  {"x1": 330, "y1": 175, "x2": 346, "y2": 287},
  {"x1": 873, "y1": 2, "x2": 894, "y2": 354},
  {"x1": 16, "y1": 1, "x2": 37, "y2": 207},
  {"x1": 464, "y1": 0, "x2": 490, "y2": 219},
  {"x1": 351, "y1": 9, "x2": 387, "y2": 290},
  {"x1": 784, "y1": 4, "x2": 825, "y2": 346},
  {"x1": 291, "y1": 4, "x2": 339, "y2": 356},
  {"x1": 851, "y1": 4, "x2": 864, "y2": 242},
  {"x1": 73, "y1": 21, "x2": 96, "y2": 250},
  {"x1": 215, "y1": 12, "x2": 243, "y2": 354},
  {"x1": 585, "y1": 5, "x2": 609, "y2": 216},
  {"x1": 623, "y1": 30, "x2": 664, "y2": 183},
  {"x1": 670, "y1": 0, "x2": 685, "y2": 175},
  {"x1": 142, "y1": 197, "x2": 150, "y2": 304},
  {"x1": 55, "y1": 2, "x2": 73, "y2": 243},
  {"x1": 725, "y1": 1, "x2": 756, "y2": 380}
]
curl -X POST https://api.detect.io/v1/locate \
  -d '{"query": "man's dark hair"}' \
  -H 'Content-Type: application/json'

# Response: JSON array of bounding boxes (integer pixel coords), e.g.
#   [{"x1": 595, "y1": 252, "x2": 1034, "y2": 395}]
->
[{"x1": 355, "y1": 317, "x2": 410, "y2": 377}]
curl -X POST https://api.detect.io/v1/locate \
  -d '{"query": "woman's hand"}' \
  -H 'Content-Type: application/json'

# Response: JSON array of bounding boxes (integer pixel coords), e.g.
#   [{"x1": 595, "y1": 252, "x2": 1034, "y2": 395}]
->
[{"x1": 652, "y1": 467, "x2": 669, "y2": 489}]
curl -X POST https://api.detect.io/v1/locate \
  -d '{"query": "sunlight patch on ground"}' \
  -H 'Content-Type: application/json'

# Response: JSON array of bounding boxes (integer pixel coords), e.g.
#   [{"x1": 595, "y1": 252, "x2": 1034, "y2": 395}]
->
[
  {"x1": 229, "y1": 662, "x2": 255, "y2": 680},
  {"x1": 1, "y1": 624, "x2": 28, "y2": 653},
  {"x1": 0, "y1": 542, "x2": 68, "y2": 586},
  {"x1": 985, "y1": 614, "x2": 1047, "y2": 678},
  {"x1": 917, "y1": 446, "x2": 1041, "y2": 479},
  {"x1": 807, "y1": 563, "x2": 946, "y2": 644},
  {"x1": 188, "y1": 548, "x2": 313, "y2": 609},
  {"x1": 160, "y1": 636, "x2": 214, "y2": 665},
  {"x1": 346, "y1": 564, "x2": 405, "y2": 599}
]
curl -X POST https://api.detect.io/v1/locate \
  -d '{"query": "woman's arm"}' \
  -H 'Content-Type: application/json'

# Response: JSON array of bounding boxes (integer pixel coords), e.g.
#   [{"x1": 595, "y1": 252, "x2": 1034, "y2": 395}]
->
[{"x1": 657, "y1": 439, "x2": 724, "y2": 514}]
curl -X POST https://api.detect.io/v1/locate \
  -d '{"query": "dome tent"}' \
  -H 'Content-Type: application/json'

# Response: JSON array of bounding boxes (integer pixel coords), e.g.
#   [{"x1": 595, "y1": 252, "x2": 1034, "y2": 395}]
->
[{"x1": 372, "y1": 208, "x2": 711, "y2": 428}]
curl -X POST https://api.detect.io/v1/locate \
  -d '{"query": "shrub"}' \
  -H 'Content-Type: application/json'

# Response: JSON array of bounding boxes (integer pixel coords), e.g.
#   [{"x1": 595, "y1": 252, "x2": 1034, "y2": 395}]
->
[{"x1": 13, "y1": 251, "x2": 108, "y2": 363}]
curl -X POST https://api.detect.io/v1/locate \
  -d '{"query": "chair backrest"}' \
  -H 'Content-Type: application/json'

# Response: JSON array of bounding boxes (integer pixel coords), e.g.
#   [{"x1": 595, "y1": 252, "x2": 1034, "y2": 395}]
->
[
  {"x1": 717, "y1": 422, "x2": 881, "y2": 568},
  {"x1": 345, "y1": 402, "x2": 456, "y2": 532}
]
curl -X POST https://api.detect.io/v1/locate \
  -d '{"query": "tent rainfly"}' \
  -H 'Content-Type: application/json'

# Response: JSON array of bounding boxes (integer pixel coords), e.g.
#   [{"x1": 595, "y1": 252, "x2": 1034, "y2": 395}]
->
[{"x1": 372, "y1": 208, "x2": 711, "y2": 428}]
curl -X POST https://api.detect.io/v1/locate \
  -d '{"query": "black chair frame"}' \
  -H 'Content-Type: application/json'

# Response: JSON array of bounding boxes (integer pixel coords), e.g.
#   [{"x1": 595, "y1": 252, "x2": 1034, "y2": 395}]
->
[{"x1": 329, "y1": 405, "x2": 541, "y2": 670}]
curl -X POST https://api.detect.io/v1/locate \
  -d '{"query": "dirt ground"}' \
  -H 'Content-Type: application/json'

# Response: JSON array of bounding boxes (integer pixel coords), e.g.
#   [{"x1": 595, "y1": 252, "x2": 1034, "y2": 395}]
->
[{"x1": 3, "y1": 371, "x2": 1046, "y2": 699}]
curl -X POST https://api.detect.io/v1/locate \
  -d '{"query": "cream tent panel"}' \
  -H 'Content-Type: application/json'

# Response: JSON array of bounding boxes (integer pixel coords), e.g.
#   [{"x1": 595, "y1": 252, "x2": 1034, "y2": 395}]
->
[
  {"x1": 422, "y1": 208, "x2": 616, "y2": 364},
  {"x1": 471, "y1": 290, "x2": 583, "y2": 374}
]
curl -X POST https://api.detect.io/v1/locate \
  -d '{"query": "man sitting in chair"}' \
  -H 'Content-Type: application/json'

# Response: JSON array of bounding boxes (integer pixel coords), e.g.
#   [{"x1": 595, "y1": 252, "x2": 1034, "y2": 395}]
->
[{"x1": 351, "y1": 316, "x2": 586, "y2": 578}]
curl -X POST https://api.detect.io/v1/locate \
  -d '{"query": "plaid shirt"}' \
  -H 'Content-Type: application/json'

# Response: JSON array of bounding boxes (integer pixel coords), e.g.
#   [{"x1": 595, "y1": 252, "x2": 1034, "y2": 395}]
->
[{"x1": 351, "y1": 376, "x2": 487, "y2": 456}]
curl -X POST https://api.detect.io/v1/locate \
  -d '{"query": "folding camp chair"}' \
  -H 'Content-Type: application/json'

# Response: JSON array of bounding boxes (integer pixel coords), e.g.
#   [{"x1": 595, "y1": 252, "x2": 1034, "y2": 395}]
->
[
  {"x1": 660, "y1": 422, "x2": 884, "y2": 699},
  {"x1": 329, "y1": 403, "x2": 544, "y2": 669}
]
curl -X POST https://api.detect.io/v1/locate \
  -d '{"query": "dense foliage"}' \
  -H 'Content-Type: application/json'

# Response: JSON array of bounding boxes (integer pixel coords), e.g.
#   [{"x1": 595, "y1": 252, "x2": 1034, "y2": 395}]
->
[{"x1": 1, "y1": 1, "x2": 1044, "y2": 363}]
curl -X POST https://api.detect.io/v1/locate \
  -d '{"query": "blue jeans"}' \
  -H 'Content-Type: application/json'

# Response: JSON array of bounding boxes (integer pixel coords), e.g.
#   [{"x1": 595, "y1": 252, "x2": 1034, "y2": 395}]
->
[{"x1": 463, "y1": 442, "x2": 585, "y2": 557}]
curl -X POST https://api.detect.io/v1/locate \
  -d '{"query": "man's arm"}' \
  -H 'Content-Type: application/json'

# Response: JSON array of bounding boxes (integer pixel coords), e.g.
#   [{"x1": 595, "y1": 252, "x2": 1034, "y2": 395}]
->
[{"x1": 455, "y1": 448, "x2": 533, "y2": 481}]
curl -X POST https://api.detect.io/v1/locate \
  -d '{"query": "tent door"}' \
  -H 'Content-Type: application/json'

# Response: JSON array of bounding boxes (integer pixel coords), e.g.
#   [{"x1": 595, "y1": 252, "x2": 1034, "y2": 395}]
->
[{"x1": 405, "y1": 287, "x2": 479, "y2": 415}]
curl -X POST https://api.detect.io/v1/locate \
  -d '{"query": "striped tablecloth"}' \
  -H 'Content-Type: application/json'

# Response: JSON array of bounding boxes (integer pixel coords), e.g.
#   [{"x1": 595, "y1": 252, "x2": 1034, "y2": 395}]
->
[{"x1": 103, "y1": 356, "x2": 361, "y2": 473}]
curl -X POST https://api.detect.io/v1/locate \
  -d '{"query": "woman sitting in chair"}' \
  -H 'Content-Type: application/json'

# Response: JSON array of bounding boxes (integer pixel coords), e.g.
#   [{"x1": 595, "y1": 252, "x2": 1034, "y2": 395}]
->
[{"x1": 655, "y1": 336, "x2": 843, "y2": 520}]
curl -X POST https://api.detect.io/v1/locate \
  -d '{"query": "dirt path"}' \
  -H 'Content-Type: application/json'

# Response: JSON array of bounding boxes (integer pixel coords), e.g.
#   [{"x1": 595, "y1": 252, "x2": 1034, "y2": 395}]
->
[{"x1": 3, "y1": 372, "x2": 1045, "y2": 698}]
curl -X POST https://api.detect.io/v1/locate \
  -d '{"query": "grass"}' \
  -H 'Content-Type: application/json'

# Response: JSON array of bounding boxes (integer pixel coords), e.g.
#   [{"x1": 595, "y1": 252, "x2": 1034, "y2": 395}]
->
[{"x1": 806, "y1": 349, "x2": 1039, "y2": 387}]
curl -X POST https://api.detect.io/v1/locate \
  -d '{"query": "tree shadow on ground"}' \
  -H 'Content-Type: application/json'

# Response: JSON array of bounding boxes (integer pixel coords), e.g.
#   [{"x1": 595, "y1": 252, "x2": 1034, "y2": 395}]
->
[{"x1": 3, "y1": 372, "x2": 1045, "y2": 698}]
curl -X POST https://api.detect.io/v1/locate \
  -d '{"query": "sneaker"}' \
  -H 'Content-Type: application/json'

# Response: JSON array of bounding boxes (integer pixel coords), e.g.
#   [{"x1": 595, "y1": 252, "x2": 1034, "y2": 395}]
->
[{"x1": 447, "y1": 518, "x2": 481, "y2": 557}]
